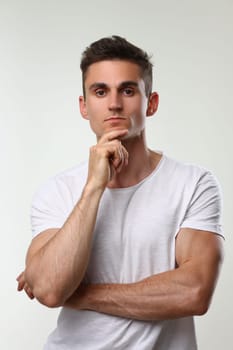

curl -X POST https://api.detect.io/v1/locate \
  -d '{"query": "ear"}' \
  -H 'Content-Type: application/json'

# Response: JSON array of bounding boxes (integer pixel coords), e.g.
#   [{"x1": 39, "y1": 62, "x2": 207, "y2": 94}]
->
[
  {"x1": 79, "y1": 96, "x2": 89, "y2": 120},
  {"x1": 146, "y1": 92, "x2": 159, "y2": 117}
]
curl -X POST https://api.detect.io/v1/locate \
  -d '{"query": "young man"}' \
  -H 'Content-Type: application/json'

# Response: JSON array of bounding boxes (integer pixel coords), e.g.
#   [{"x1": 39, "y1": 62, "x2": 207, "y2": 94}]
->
[{"x1": 17, "y1": 36, "x2": 224, "y2": 349}]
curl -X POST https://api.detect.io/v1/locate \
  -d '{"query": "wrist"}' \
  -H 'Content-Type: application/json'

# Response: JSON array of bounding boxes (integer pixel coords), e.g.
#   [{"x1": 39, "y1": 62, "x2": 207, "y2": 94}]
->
[
  {"x1": 82, "y1": 181, "x2": 105, "y2": 199},
  {"x1": 84, "y1": 176, "x2": 106, "y2": 194}
]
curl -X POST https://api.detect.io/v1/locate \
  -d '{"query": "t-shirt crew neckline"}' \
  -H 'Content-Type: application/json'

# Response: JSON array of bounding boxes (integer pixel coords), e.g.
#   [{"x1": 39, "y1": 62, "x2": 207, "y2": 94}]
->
[{"x1": 106, "y1": 152, "x2": 165, "y2": 193}]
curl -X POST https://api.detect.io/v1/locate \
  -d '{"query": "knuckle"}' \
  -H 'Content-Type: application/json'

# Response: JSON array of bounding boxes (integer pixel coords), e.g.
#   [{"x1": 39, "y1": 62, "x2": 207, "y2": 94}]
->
[
  {"x1": 90, "y1": 145, "x2": 101, "y2": 154},
  {"x1": 112, "y1": 139, "x2": 120, "y2": 146},
  {"x1": 90, "y1": 145, "x2": 96, "y2": 152}
]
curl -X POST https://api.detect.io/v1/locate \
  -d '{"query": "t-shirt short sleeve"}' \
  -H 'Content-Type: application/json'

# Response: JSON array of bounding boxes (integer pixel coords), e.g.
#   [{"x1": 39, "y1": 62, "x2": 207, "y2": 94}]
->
[
  {"x1": 31, "y1": 177, "x2": 73, "y2": 238},
  {"x1": 180, "y1": 170, "x2": 224, "y2": 237}
]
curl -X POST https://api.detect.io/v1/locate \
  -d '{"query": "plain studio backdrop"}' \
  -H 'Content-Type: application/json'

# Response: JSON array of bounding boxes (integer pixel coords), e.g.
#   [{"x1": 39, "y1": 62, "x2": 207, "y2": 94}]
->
[{"x1": 1, "y1": 1, "x2": 232, "y2": 349}]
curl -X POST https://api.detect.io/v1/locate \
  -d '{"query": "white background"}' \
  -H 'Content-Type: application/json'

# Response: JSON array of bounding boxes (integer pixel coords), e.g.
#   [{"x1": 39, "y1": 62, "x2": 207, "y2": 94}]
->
[{"x1": 1, "y1": 0, "x2": 232, "y2": 349}]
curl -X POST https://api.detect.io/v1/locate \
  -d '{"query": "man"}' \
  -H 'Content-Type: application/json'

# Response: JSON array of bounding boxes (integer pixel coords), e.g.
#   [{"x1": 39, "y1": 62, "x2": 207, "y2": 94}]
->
[{"x1": 17, "y1": 35, "x2": 224, "y2": 349}]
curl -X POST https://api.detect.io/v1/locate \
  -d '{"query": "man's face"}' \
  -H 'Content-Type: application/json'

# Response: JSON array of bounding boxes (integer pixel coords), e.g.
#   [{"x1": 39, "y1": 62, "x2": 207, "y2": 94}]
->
[{"x1": 79, "y1": 60, "x2": 156, "y2": 140}]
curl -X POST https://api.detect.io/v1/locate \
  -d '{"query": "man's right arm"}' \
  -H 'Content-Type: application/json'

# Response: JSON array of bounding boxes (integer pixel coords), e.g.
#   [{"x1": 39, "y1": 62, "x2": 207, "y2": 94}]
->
[
  {"x1": 24, "y1": 184, "x2": 104, "y2": 307},
  {"x1": 21, "y1": 129, "x2": 128, "y2": 308}
]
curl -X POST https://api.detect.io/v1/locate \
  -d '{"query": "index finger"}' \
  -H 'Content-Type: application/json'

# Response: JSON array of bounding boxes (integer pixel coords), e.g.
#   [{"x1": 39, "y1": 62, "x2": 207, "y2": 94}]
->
[
  {"x1": 17, "y1": 274, "x2": 26, "y2": 291},
  {"x1": 98, "y1": 129, "x2": 128, "y2": 144}
]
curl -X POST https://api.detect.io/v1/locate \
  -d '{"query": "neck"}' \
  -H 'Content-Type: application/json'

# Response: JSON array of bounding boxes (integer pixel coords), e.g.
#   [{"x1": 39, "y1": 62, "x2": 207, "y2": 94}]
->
[{"x1": 107, "y1": 131, "x2": 162, "y2": 189}]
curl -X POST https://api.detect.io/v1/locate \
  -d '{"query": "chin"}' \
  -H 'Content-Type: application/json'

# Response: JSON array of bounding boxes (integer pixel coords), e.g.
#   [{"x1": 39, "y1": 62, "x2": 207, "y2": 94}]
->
[{"x1": 105, "y1": 126, "x2": 128, "y2": 134}]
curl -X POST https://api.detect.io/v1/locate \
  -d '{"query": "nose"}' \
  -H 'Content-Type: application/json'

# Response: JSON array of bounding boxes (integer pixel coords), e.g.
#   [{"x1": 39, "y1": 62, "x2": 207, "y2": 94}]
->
[{"x1": 108, "y1": 91, "x2": 123, "y2": 113}]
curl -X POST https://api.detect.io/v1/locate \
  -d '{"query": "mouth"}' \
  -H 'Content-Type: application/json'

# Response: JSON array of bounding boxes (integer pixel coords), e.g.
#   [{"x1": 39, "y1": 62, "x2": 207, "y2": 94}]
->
[{"x1": 104, "y1": 116, "x2": 126, "y2": 122}]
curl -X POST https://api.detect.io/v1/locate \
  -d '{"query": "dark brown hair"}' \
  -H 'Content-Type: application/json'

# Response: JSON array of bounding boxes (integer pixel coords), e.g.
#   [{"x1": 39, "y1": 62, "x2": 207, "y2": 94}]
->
[{"x1": 80, "y1": 35, "x2": 153, "y2": 98}]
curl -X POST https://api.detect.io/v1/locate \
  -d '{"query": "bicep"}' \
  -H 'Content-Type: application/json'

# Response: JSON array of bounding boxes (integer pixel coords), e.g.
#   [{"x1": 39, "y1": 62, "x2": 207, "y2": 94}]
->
[
  {"x1": 175, "y1": 228, "x2": 224, "y2": 297},
  {"x1": 26, "y1": 228, "x2": 60, "y2": 266}
]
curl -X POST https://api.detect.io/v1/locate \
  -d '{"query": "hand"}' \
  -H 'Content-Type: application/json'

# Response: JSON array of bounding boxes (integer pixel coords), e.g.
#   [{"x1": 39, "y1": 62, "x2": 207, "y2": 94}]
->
[
  {"x1": 87, "y1": 129, "x2": 129, "y2": 190},
  {"x1": 16, "y1": 271, "x2": 35, "y2": 299}
]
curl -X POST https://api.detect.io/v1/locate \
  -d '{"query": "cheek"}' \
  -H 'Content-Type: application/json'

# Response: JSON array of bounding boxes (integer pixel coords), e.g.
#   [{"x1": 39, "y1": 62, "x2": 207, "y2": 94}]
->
[
  {"x1": 130, "y1": 99, "x2": 147, "y2": 120},
  {"x1": 86, "y1": 109, "x2": 104, "y2": 136},
  {"x1": 88, "y1": 120, "x2": 102, "y2": 139},
  {"x1": 131, "y1": 96, "x2": 148, "y2": 113},
  {"x1": 141, "y1": 98, "x2": 149, "y2": 114},
  {"x1": 86, "y1": 99, "x2": 107, "y2": 120}
]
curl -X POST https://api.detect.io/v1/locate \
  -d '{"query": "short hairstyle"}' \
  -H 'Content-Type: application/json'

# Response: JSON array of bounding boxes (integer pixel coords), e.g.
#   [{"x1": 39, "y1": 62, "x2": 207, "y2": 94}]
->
[{"x1": 80, "y1": 35, "x2": 153, "y2": 98}]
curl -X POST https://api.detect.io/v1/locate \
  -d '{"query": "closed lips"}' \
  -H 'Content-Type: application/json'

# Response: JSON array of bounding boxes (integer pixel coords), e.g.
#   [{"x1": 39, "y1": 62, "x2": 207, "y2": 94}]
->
[{"x1": 105, "y1": 116, "x2": 126, "y2": 121}]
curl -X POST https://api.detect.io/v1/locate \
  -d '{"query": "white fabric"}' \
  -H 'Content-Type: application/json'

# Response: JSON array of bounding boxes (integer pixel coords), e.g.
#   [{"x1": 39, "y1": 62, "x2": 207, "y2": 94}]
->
[{"x1": 31, "y1": 154, "x2": 223, "y2": 350}]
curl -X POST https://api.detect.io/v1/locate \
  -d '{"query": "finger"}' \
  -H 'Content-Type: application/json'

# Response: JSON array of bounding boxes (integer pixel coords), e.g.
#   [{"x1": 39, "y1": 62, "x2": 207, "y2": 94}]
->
[
  {"x1": 111, "y1": 142, "x2": 124, "y2": 170},
  {"x1": 16, "y1": 271, "x2": 24, "y2": 281},
  {"x1": 17, "y1": 281, "x2": 25, "y2": 291},
  {"x1": 115, "y1": 146, "x2": 129, "y2": 173},
  {"x1": 99, "y1": 129, "x2": 128, "y2": 144},
  {"x1": 108, "y1": 155, "x2": 116, "y2": 180},
  {"x1": 121, "y1": 146, "x2": 129, "y2": 167},
  {"x1": 115, "y1": 147, "x2": 124, "y2": 173},
  {"x1": 26, "y1": 289, "x2": 35, "y2": 299},
  {"x1": 24, "y1": 284, "x2": 35, "y2": 299},
  {"x1": 17, "y1": 273, "x2": 26, "y2": 291}
]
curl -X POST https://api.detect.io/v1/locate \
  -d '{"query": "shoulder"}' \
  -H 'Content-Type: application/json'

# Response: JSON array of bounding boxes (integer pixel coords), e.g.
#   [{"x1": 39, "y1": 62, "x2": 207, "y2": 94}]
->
[
  {"x1": 162, "y1": 155, "x2": 221, "y2": 187},
  {"x1": 159, "y1": 155, "x2": 223, "y2": 209},
  {"x1": 161, "y1": 155, "x2": 223, "y2": 236},
  {"x1": 30, "y1": 162, "x2": 88, "y2": 238},
  {"x1": 53, "y1": 161, "x2": 88, "y2": 185},
  {"x1": 32, "y1": 161, "x2": 88, "y2": 204}
]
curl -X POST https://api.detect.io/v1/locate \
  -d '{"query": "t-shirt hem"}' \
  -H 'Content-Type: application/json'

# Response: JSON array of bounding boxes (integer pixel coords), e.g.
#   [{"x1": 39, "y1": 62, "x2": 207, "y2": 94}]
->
[
  {"x1": 32, "y1": 224, "x2": 62, "y2": 238},
  {"x1": 180, "y1": 223, "x2": 224, "y2": 238}
]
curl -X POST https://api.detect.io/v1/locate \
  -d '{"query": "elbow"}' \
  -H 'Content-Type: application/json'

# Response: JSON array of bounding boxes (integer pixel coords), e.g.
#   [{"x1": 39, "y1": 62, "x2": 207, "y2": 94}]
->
[
  {"x1": 190, "y1": 286, "x2": 211, "y2": 316},
  {"x1": 24, "y1": 269, "x2": 64, "y2": 308},
  {"x1": 193, "y1": 300, "x2": 209, "y2": 316},
  {"x1": 33, "y1": 286, "x2": 66, "y2": 308},
  {"x1": 36, "y1": 292, "x2": 64, "y2": 308},
  {"x1": 34, "y1": 284, "x2": 67, "y2": 308}
]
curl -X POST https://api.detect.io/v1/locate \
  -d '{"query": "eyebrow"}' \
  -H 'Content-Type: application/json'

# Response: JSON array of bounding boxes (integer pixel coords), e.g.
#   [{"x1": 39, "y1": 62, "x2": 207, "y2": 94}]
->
[{"x1": 88, "y1": 81, "x2": 139, "y2": 91}]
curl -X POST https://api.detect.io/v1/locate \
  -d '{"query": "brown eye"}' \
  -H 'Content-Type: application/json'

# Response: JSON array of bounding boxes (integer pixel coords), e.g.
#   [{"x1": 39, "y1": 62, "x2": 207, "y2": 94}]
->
[
  {"x1": 95, "y1": 89, "x2": 106, "y2": 97},
  {"x1": 123, "y1": 88, "x2": 134, "y2": 96}
]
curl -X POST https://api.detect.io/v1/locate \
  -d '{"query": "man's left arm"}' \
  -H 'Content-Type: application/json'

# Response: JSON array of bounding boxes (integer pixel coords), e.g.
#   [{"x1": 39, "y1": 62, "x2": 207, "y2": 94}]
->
[{"x1": 64, "y1": 228, "x2": 224, "y2": 321}]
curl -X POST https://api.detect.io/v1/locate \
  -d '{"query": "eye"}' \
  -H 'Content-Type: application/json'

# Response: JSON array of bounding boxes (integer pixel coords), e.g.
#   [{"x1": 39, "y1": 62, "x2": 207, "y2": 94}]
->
[
  {"x1": 95, "y1": 89, "x2": 106, "y2": 97},
  {"x1": 122, "y1": 87, "x2": 134, "y2": 96}
]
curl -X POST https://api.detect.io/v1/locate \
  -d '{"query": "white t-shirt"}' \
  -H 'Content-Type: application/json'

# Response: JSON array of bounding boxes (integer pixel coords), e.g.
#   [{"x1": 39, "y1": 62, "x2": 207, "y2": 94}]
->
[{"x1": 31, "y1": 154, "x2": 223, "y2": 350}]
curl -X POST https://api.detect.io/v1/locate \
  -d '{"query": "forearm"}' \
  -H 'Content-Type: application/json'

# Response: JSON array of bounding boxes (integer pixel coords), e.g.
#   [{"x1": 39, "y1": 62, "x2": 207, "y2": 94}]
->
[
  {"x1": 64, "y1": 227, "x2": 222, "y2": 320},
  {"x1": 65, "y1": 265, "x2": 212, "y2": 320},
  {"x1": 23, "y1": 130, "x2": 130, "y2": 307},
  {"x1": 25, "y1": 184, "x2": 104, "y2": 307}
]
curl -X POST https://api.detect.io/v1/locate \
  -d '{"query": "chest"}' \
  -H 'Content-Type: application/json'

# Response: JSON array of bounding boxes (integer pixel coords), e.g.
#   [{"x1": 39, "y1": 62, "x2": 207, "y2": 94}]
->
[{"x1": 85, "y1": 185, "x2": 188, "y2": 283}]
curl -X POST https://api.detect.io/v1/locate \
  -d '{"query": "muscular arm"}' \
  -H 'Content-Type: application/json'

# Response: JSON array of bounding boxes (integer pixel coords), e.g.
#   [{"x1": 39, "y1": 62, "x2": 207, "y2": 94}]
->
[
  {"x1": 65, "y1": 229, "x2": 224, "y2": 320},
  {"x1": 24, "y1": 185, "x2": 103, "y2": 307},
  {"x1": 20, "y1": 129, "x2": 129, "y2": 307}
]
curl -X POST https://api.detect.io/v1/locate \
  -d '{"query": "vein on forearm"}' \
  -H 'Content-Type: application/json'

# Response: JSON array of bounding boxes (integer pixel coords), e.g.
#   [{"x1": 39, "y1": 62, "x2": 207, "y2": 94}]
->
[{"x1": 71, "y1": 265, "x2": 207, "y2": 321}]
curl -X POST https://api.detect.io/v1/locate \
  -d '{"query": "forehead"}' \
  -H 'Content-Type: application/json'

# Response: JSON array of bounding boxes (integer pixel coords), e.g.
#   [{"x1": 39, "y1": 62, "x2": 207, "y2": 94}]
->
[{"x1": 84, "y1": 60, "x2": 143, "y2": 86}]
